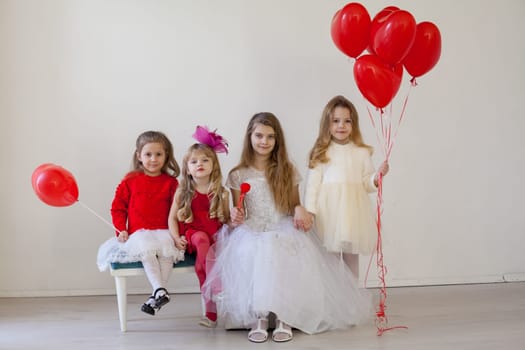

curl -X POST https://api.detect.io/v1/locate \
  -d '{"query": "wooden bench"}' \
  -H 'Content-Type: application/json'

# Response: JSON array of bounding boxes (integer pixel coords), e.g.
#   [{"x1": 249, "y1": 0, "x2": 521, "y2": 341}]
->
[{"x1": 109, "y1": 252, "x2": 198, "y2": 332}]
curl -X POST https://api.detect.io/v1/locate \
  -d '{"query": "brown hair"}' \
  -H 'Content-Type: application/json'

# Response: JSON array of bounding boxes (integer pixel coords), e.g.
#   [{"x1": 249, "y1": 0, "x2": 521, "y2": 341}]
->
[
  {"x1": 132, "y1": 130, "x2": 180, "y2": 176},
  {"x1": 308, "y1": 95, "x2": 372, "y2": 168},
  {"x1": 176, "y1": 144, "x2": 229, "y2": 224},
  {"x1": 231, "y1": 112, "x2": 298, "y2": 214}
]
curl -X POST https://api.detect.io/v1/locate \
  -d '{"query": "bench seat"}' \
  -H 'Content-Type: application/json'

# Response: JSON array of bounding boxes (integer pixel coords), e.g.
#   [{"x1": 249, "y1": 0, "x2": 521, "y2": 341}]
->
[{"x1": 109, "y1": 252, "x2": 197, "y2": 332}]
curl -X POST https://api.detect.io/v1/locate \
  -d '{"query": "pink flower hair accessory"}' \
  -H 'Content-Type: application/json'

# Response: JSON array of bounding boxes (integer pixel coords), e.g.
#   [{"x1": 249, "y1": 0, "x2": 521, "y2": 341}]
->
[{"x1": 192, "y1": 125, "x2": 229, "y2": 154}]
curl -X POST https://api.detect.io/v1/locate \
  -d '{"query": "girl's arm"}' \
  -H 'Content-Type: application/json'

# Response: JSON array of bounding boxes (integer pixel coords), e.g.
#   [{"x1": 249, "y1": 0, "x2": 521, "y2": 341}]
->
[
  {"x1": 363, "y1": 152, "x2": 382, "y2": 192},
  {"x1": 304, "y1": 166, "x2": 323, "y2": 216},
  {"x1": 168, "y1": 189, "x2": 187, "y2": 250},
  {"x1": 229, "y1": 188, "x2": 245, "y2": 227},
  {"x1": 292, "y1": 185, "x2": 313, "y2": 232},
  {"x1": 111, "y1": 180, "x2": 130, "y2": 240},
  {"x1": 222, "y1": 190, "x2": 231, "y2": 221}
]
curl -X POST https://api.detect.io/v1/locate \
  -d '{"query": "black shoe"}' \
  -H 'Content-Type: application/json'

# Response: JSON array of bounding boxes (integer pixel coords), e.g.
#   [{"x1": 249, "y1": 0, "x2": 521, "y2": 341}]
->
[
  {"x1": 141, "y1": 296, "x2": 156, "y2": 316},
  {"x1": 153, "y1": 287, "x2": 170, "y2": 309}
]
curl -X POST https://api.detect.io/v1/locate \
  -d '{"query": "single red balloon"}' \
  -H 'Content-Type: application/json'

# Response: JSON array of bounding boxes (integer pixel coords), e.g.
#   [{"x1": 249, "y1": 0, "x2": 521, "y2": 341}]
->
[
  {"x1": 331, "y1": 2, "x2": 371, "y2": 58},
  {"x1": 403, "y1": 21, "x2": 442, "y2": 78},
  {"x1": 31, "y1": 164, "x2": 79, "y2": 207},
  {"x1": 368, "y1": 6, "x2": 400, "y2": 55},
  {"x1": 353, "y1": 54, "x2": 403, "y2": 108},
  {"x1": 31, "y1": 163, "x2": 55, "y2": 186},
  {"x1": 370, "y1": 10, "x2": 416, "y2": 65}
]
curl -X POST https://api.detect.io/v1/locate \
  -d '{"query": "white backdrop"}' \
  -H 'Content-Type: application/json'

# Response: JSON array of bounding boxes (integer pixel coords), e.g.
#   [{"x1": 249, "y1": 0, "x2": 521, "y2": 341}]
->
[{"x1": 1, "y1": 0, "x2": 524, "y2": 297}]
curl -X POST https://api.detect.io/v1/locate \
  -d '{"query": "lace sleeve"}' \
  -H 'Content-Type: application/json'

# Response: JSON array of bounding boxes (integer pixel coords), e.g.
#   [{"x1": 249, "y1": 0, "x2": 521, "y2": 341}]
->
[{"x1": 226, "y1": 169, "x2": 241, "y2": 190}]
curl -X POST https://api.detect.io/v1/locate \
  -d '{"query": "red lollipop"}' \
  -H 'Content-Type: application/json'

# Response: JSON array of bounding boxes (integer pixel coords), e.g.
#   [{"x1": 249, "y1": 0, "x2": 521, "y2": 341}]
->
[{"x1": 237, "y1": 182, "x2": 251, "y2": 209}]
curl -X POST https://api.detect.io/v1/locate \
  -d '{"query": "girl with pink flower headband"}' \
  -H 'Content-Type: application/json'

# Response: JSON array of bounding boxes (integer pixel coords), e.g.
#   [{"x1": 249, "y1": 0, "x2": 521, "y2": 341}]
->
[{"x1": 168, "y1": 126, "x2": 230, "y2": 328}]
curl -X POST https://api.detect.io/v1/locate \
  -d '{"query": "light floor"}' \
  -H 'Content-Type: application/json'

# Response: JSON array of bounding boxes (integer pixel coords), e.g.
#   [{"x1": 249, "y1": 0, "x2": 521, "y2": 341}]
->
[{"x1": 1, "y1": 282, "x2": 524, "y2": 350}]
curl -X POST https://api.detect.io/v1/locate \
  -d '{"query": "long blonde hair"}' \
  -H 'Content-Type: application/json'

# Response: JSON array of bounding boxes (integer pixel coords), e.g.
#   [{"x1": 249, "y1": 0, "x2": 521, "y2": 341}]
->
[
  {"x1": 176, "y1": 144, "x2": 229, "y2": 224},
  {"x1": 132, "y1": 130, "x2": 180, "y2": 176},
  {"x1": 231, "y1": 112, "x2": 297, "y2": 214},
  {"x1": 308, "y1": 95, "x2": 372, "y2": 168}
]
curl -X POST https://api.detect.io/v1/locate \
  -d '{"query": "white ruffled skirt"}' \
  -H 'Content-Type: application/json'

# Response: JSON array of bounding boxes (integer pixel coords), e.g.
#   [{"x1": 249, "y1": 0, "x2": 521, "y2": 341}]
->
[
  {"x1": 202, "y1": 219, "x2": 372, "y2": 334},
  {"x1": 97, "y1": 229, "x2": 185, "y2": 271}
]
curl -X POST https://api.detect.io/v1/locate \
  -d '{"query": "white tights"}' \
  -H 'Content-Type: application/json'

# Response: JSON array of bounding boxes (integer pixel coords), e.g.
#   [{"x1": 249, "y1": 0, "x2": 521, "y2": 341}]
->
[{"x1": 141, "y1": 254, "x2": 173, "y2": 293}]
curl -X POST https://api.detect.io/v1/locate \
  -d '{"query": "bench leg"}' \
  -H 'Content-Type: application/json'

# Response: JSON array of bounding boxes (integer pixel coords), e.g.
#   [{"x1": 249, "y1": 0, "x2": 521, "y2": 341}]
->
[{"x1": 114, "y1": 276, "x2": 128, "y2": 332}]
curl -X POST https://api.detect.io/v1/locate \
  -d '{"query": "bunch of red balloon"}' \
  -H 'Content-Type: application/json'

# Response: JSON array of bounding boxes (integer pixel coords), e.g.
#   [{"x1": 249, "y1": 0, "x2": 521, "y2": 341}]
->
[
  {"x1": 331, "y1": 3, "x2": 441, "y2": 336},
  {"x1": 331, "y1": 2, "x2": 441, "y2": 109}
]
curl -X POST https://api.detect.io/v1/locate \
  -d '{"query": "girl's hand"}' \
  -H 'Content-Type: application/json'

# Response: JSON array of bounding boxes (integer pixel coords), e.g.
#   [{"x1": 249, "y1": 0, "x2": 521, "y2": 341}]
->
[
  {"x1": 374, "y1": 161, "x2": 390, "y2": 186},
  {"x1": 173, "y1": 235, "x2": 187, "y2": 251},
  {"x1": 230, "y1": 207, "x2": 245, "y2": 227},
  {"x1": 293, "y1": 205, "x2": 313, "y2": 232},
  {"x1": 378, "y1": 160, "x2": 389, "y2": 177},
  {"x1": 117, "y1": 231, "x2": 129, "y2": 243}
]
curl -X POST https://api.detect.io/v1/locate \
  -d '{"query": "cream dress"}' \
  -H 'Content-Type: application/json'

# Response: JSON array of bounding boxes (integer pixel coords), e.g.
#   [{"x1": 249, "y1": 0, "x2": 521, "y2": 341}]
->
[{"x1": 304, "y1": 142, "x2": 378, "y2": 255}]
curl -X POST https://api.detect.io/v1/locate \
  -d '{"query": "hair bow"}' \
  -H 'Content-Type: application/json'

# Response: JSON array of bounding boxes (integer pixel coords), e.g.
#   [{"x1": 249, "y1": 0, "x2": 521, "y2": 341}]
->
[{"x1": 192, "y1": 125, "x2": 229, "y2": 154}]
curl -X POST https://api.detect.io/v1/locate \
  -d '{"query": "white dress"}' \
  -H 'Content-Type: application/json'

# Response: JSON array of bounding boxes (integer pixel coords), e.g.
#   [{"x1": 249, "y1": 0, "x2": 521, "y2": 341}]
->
[
  {"x1": 202, "y1": 167, "x2": 372, "y2": 334},
  {"x1": 304, "y1": 142, "x2": 378, "y2": 255},
  {"x1": 97, "y1": 229, "x2": 185, "y2": 271}
]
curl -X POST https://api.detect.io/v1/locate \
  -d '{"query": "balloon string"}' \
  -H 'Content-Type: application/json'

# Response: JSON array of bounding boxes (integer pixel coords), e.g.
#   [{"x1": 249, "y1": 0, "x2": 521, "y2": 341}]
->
[
  {"x1": 76, "y1": 200, "x2": 122, "y2": 234},
  {"x1": 363, "y1": 73, "x2": 415, "y2": 337},
  {"x1": 387, "y1": 84, "x2": 413, "y2": 159},
  {"x1": 364, "y1": 174, "x2": 408, "y2": 336},
  {"x1": 366, "y1": 105, "x2": 376, "y2": 129},
  {"x1": 366, "y1": 106, "x2": 388, "y2": 159},
  {"x1": 380, "y1": 110, "x2": 391, "y2": 158}
]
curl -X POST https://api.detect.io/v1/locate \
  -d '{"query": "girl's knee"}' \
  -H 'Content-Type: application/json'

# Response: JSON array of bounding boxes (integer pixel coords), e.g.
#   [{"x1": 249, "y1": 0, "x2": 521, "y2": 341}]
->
[{"x1": 191, "y1": 231, "x2": 211, "y2": 248}]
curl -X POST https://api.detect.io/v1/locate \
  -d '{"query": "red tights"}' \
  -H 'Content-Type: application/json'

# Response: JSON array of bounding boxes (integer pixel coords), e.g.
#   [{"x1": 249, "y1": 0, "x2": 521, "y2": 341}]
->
[{"x1": 190, "y1": 231, "x2": 217, "y2": 322}]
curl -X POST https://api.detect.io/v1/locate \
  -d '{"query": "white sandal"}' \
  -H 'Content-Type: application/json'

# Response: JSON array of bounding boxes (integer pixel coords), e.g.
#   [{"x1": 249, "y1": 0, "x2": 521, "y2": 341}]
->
[
  {"x1": 272, "y1": 319, "x2": 293, "y2": 342},
  {"x1": 199, "y1": 317, "x2": 217, "y2": 328},
  {"x1": 248, "y1": 317, "x2": 269, "y2": 343}
]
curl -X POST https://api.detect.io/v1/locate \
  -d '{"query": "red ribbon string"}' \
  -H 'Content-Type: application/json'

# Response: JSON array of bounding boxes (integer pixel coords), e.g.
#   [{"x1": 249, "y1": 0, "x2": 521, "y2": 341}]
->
[
  {"x1": 363, "y1": 90, "x2": 414, "y2": 336},
  {"x1": 386, "y1": 85, "x2": 413, "y2": 159},
  {"x1": 371, "y1": 173, "x2": 408, "y2": 335}
]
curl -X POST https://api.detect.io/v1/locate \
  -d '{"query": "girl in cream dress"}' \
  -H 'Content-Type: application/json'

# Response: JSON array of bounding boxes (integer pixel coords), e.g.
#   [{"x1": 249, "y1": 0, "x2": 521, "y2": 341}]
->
[{"x1": 304, "y1": 95, "x2": 389, "y2": 277}]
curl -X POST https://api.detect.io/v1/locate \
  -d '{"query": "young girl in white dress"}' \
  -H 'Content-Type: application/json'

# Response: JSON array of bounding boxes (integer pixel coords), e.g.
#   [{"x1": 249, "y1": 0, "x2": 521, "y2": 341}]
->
[
  {"x1": 304, "y1": 95, "x2": 389, "y2": 277},
  {"x1": 202, "y1": 113, "x2": 371, "y2": 343}
]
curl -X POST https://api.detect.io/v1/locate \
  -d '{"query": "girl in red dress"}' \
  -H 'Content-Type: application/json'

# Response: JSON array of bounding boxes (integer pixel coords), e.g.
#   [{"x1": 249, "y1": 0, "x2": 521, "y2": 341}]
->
[{"x1": 168, "y1": 126, "x2": 230, "y2": 328}]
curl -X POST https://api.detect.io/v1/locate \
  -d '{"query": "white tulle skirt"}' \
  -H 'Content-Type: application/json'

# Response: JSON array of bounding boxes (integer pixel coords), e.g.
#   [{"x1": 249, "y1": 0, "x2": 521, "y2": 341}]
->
[
  {"x1": 97, "y1": 229, "x2": 185, "y2": 271},
  {"x1": 202, "y1": 219, "x2": 372, "y2": 334}
]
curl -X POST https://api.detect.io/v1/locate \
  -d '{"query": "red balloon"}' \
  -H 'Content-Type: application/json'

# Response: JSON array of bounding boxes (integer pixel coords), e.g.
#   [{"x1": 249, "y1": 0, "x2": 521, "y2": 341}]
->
[
  {"x1": 368, "y1": 6, "x2": 400, "y2": 55},
  {"x1": 331, "y1": 2, "x2": 371, "y2": 58},
  {"x1": 31, "y1": 163, "x2": 55, "y2": 185},
  {"x1": 32, "y1": 164, "x2": 79, "y2": 207},
  {"x1": 403, "y1": 21, "x2": 442, "y2": 78},
  {"x1": 353, "y1": 54, "x2": 403, "y2": 108},
  {"x1": 371, "y1": 10, "x2": 416, "y2": 65}
]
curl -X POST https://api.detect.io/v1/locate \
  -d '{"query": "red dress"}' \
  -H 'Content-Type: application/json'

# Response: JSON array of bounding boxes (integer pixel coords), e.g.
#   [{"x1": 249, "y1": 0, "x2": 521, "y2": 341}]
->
[{"x1": 179, "y1": 191, "x2": 223, "y2": 253}]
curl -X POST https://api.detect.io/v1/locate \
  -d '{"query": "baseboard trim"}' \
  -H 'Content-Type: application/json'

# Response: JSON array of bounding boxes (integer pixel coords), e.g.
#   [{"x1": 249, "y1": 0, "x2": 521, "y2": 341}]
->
[
  {"x1": 0, "y1": 286, "x2": 200, "y2": 298},
  {"x1": 361, "y1": 274, "x2": 524, "y2": 288},
  {"x1": 1, "y1": 275, "x2": 523, "y2": 297}
]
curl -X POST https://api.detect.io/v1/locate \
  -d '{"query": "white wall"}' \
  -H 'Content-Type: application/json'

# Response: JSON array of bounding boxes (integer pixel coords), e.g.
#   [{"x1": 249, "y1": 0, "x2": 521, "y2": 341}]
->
[{"x1": 1, "y1": 0, "x2": 524, "y2": 297}]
